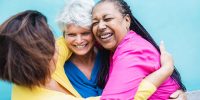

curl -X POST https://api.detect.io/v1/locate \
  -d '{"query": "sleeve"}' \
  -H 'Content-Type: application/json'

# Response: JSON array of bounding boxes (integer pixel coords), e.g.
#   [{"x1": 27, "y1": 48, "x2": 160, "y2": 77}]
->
[
  {"x1": 101, "y1": 45, "x2": 160, "y2": 99},
  {"x1": 134, "y1": 79, "x2": 157, "y2": 100}
]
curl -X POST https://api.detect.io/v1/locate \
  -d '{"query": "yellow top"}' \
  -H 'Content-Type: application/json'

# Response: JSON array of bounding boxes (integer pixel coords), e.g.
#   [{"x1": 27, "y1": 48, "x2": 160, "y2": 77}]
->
[
  {"x1": 12, "y1": 85, "x2": 86, "y2": 100},
  {"x1": 12, "y1": 37, "x2": 156, "y2": 100}
]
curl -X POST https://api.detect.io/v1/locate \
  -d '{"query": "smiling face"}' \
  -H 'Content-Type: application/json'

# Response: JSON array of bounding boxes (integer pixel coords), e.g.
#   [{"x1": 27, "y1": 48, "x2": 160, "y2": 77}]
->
[
  {"x1": 64, "y1": 24, "x2": 94, "y2": 56},
  {"x1": 92, "y1": 1, "x2": 130, "y2": 51}
]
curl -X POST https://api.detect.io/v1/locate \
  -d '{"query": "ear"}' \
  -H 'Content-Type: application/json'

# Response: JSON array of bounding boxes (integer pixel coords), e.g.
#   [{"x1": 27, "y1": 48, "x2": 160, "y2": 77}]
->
[{"x1": 124, "y1": 14, "x2": 131, "y2": 30}]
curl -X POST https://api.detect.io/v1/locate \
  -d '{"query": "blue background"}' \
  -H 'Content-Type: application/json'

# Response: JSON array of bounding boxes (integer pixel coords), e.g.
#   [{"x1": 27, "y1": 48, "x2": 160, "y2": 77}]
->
[{"x1": 0, "y1": 0, "x2": 199, "y2": 100}]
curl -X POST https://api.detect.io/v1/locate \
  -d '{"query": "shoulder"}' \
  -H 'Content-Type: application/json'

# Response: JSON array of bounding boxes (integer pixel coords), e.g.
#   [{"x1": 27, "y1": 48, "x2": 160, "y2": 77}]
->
[
  {"x1": 55, "y1": 36, "x2": 72, "y2": 68},
  {"x1": 115, "y1": 34, "x2": 159, "y2": 59},
  {"x1": 56, "y1": 36, "x2": 70, "y2": 53},
  {"x1": 12, "y1": 84, "x2": 79, "y2": 100},
  {"x1": 113, "y1": 34, "x2": 160, "y2": 71}
]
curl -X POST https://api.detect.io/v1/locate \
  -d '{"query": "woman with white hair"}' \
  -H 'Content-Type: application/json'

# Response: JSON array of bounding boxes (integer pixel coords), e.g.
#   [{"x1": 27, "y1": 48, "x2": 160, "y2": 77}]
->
[{"x1": 55, "y1": 0, "x2": 106, "y2": 98}]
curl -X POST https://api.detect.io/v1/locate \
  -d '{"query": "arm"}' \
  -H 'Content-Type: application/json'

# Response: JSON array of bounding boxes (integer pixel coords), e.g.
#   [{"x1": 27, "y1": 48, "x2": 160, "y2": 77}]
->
[
  {"x1": 55, "y1": 36, "x2": 72, "y2": 70},
  {"x1": 134, "y1": 41, "x2": 174, "y2": 99},
  {"x1": 144, "y1": 41, "x2": 174, "y2": 87}
]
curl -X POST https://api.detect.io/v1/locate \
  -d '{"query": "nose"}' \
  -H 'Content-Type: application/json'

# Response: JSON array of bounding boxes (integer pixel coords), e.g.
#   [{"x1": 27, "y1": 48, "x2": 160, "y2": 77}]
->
[
  {"x1": 75, "y1": 35, "x2": 84, "y2": 44},
  {"x1": 98, "y1": 20, "x2": 106, "y2": 32}
]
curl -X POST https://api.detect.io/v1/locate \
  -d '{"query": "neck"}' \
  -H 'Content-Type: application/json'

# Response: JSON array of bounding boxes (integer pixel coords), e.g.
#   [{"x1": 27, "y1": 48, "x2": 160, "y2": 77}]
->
[
  {"x1": 111, "y1": 30, "x2": 130, "y2": 52},
  {"x1": 71, "y1": 48, "x2": 97, "y2": 66},
  {"x1": 70, "y1": 48, "x2": 97, "y2": 80}
]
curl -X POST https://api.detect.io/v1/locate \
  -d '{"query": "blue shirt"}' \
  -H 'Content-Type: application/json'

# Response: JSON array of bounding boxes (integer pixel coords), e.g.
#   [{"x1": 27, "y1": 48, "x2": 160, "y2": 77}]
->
[{"x1": 64, "y1": 53, "x2": 102, "y2": 98}]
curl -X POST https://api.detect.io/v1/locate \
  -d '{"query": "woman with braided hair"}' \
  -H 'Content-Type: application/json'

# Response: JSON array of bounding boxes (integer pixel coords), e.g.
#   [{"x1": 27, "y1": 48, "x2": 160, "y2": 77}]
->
[{"x1": 92, "y1": 0, "x2": 186, "y2": 99}]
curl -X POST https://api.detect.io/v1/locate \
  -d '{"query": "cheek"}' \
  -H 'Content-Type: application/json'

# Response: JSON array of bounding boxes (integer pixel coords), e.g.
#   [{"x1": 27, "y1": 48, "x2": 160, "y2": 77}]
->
[
  {"x1": 66, "y1": 42, "x2": 72, "y2": 48},
  {"x1": 93, "y1": 33, "x2": 99, "y2": 40},
  {"x1": 87, "y1": 36, "x2": 94, "y2": 43},
  {"x1": 92, "y1": 26, "x2": 97, "y2": 36},
  {"x1": 65, "y1": 38, "x2": 73, "y2": 45}
]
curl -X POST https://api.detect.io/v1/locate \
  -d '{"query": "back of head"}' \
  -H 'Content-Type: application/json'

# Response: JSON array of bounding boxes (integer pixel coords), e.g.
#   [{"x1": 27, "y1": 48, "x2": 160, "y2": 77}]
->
[
  {"x1": 56, "y1": 0, "x2": 95, "y2": 32},
  {"x1": 0, "y1": 10, "x2": 55, "y2": 88}
]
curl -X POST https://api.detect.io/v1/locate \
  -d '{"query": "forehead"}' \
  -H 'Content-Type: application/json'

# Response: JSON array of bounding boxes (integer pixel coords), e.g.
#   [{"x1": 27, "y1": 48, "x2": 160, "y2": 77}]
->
[
  {"x1": 92, "y1": 1, "x2": 121, "y2": 17},
  {"x1": 65, "y1": 24, "x2": 90, "y2": 33}
]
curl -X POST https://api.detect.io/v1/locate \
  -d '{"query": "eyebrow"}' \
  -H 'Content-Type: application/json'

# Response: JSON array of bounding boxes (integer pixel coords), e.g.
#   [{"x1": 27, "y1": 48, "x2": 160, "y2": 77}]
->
[
  {"x1": 92, "y1": 14, "x2": 112, "y2": 20},
  {"x1": 66, "y1": 32, "x2": 75, "y2": 34},
  {"x1": 63, "y1": 31, "x2": 72, "y2": 35},
  {"x1": 92, "y1": 18, "x2": 97, "y2": 20}
]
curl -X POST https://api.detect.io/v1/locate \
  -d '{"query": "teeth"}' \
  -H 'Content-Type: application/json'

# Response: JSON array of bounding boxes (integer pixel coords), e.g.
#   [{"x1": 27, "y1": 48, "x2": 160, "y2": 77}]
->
[
  {"x1": 76, "y1": 44, "x2": 86, "y2": 49},
  {"x1": 100, "y1": 33, "x2": 112, "y2": 39}
]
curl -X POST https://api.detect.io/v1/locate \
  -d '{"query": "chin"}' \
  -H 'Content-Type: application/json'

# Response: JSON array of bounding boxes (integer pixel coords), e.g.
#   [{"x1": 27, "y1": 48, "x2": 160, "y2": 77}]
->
[
  {"x1": 75, "y1": 50, "x2": 91, "y2": 56},
  {"x1": 102, "y1": 44, "x2": 115, "y2": 51},
  {"x1": 75, "y1": 51, "x2": 87, "y2": 55}
]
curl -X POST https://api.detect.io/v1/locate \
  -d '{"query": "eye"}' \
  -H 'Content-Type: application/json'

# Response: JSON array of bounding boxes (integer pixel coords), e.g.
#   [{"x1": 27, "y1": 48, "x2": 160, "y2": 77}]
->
[
  {"x1": 104, "y1": 18, "x2": 113, "y2": 22},
  {"x1": 92, "y1": 21, "x2": 99, "y2": 27},
  {"x1": 82, "y1": 32, "x2": 91, "y2": 36},
  {"x1": 66, "y1": 33, "x2": 76, "y2": 37}
]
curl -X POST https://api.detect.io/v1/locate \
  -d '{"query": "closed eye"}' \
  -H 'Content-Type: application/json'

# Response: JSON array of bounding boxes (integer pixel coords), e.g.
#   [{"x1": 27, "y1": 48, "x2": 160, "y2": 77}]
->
[
  {"x1": 92, "y1": 21, "x2": 98, "y2": 27},
  {"x1": 104, "y1": 18, "x2": 113, "y2": 22},
  {"x1": 82, "y1": 32, "x2": 91, "y2": 36}
]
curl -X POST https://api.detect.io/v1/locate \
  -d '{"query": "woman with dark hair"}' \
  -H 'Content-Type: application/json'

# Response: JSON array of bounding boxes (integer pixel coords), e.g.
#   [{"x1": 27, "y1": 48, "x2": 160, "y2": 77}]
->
[
  {"x1": 0, "y1": 10, "x2": 95, "y2": 100},
  {"x1": 0, "y1": 10, "x2": 56, "y2": 88},
  {"x1": 92, "y1": 0, "x2": 186, "y2": 99}
]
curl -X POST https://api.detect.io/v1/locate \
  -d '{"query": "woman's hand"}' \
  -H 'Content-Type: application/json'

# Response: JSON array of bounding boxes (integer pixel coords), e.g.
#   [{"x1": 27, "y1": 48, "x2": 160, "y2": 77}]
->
[
  {"x1": 169, "y1": 90, "x2": 187, "y2": 100},
  {"x1": 160, "y1": 41, "x2": 174, "y2": 75}
]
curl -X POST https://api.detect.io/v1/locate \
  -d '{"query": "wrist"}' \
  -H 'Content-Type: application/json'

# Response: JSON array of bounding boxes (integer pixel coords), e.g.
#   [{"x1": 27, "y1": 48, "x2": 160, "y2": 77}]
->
[{"x1": 160, "y1": 65, "x2": 174, "y2": 76}]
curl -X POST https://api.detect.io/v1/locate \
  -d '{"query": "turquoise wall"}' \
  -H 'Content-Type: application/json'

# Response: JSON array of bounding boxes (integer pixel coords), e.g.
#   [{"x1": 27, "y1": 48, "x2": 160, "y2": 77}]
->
[{"x1": 0, "y1": 0, "x2": 199, "y2": 99}]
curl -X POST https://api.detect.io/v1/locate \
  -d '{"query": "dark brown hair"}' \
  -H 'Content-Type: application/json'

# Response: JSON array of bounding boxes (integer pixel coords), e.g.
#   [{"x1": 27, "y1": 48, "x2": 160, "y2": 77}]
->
[{"x1": 0, "y1": 10, "x2": 55, "y2": 88}]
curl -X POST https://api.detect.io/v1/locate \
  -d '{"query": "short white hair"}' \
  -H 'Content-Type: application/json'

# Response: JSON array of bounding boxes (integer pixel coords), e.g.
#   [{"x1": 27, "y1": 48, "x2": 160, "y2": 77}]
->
[{"x1": 56, "y1": 0, "x2": 95, "y2": 32}]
